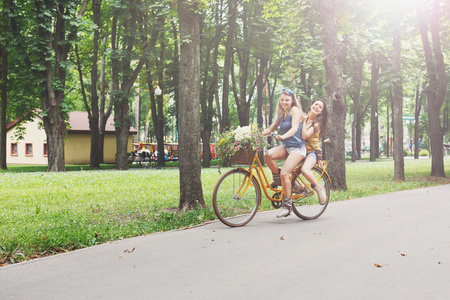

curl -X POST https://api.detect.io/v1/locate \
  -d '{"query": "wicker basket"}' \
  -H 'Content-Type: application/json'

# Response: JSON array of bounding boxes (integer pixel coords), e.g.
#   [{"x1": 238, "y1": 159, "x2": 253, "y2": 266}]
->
[{"x1": 230, "y1": 148, "x2": 257, "y2": 165}]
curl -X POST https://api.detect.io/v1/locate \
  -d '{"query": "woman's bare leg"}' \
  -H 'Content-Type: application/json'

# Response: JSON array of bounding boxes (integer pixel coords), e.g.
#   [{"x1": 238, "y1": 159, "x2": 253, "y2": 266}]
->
[
  {"x1": 301, "y1": 155, "x2": 327, "y2": 205},
  {"x1": 280, "y1": 152, "x2": 304, "y2": 198},
  {"x1": 300, "y1": 155, "x2": 318, "y2": 187},
  {"x1": 265, "y1": 146, "x2": 287, "y2": 174}
]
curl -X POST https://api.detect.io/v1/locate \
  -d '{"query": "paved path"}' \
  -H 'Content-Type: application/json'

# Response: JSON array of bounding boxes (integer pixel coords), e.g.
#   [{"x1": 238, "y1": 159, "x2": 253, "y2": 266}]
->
[{"x1": 1, "y1": 185, "x2": 450, "y2": 300}]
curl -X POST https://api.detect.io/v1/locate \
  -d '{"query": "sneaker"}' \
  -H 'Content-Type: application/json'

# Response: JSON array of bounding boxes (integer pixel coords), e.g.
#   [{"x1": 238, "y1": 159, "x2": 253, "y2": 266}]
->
[
  {"x1": 276, "y1": 197, "x2": 292, "y2": 218},
  {"x1": 314, "y1": 184, "x2": 327, "y2": 205}
]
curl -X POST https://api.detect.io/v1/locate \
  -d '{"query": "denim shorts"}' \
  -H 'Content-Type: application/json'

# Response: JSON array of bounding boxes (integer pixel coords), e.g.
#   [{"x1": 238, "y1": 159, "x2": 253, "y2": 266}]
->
[
  {"x1": 306, "y1": 151, "x2": 317, "y2": 159},
  {"x1": 285, "y1": 145, "x2": 306, "y2": 156}
]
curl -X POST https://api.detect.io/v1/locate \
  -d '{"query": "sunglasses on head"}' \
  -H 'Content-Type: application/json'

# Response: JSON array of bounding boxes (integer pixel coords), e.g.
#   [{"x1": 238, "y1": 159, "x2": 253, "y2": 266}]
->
[{"x1": 282, "y1": 88, "x2": 293, "y2": 95}]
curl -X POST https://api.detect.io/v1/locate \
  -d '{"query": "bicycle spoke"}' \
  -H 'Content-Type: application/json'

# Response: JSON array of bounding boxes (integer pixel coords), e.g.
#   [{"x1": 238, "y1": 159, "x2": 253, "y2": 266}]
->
[
  {"x1": 213, "y1": 169, "x2": 260, "y2": 227},
  {"x1": 291, "y1": 166, "x2": 330, "y2": 220}
]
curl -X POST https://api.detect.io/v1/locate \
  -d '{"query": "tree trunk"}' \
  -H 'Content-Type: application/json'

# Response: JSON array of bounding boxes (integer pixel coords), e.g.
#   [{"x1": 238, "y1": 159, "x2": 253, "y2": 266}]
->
[
  {"x1": 178, "y1": 0, "x2": 205, "y2": 210},
  {"x1": 99, "y1": 54, "x2": 112, "y2": 164},
  {"x1": 386, "y1": 103, "x2": 390, "y2": 158},
  {"x1": 0, "y1": 0, "x2": 7, "y2": 170},
  {"x1": 233, "y1": 49, "x2": 252, "y2": 126},
  {"x1": 318, "y1": 0, "x2": 349, "y2": 190},
  {"x1": 170, "y1": 20, "x2": 180, "y2": 139},
  {"x1": 416, "y1": 0, "x2": 447, "y2": 177},
  {"x1": 144, "y1": 14, "x2": 165, "y2": 168},
  {"x1": 201, "y1": 9, "x2": 221, "y2": 168},
  {"x1": 370, "y1": 52, "x2": 379, "y2": 161},
  {"x1": 220, "y1": 0, "x2": 237, "y2": 132},
  {"x1": 392, "y1": 10, "x2": 405, "y2": 181},
  {"x1": 114, "y1": 95, "x2": 131, "y2": 169},
  {"x1": 299, "y1": 67, "x2": 312, "y2": 108},
  {"x1": 156, "y1": 32, "x2": 166, "y2": 168},
  {"x1": 40, "y1": 2, "x2": 75, "y2": 172},
  {"x1": 43, "y1": 99, "x2": 66, "y2": 172},
  {"x1": 89, "y1": 0, "x2": 102, "y2": 168},
  {"x1": 256, "y1": 57, "x2": 267, "y2": 128},
  {"x1": 111, "y1": 2, "x2": 149, "y2": 170},
  {"x1": 414, "y1": 86, "x2": 423, "y2": 159},
  {"x1": 350, "y1": 59, "x2": 363, "y2": 162},
  {"x1": 0, "y1": 43, "x2": 7, "y2": 170},
  {"x1": 134, "y1": 85, "x2": 140, "y2": 143}
]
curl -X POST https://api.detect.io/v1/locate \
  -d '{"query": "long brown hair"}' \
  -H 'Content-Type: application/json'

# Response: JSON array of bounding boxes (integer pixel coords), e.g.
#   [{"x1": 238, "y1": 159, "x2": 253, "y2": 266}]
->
[
  {"x1": 275, "y1": 89, "x2": 303, "y2": 120},
  {"x1": 306, "y1": 98, "x2": 328, "y2": 138}
]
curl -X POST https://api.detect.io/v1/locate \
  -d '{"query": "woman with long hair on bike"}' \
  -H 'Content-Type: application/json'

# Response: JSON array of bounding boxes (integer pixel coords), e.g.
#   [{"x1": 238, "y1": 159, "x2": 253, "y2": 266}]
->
[
  {"x1": 262, "y1": 88, "x2": 306, "y2": 218},
  {"x1": 298, "y1": 98, "x2": 329, "y2": 205}
]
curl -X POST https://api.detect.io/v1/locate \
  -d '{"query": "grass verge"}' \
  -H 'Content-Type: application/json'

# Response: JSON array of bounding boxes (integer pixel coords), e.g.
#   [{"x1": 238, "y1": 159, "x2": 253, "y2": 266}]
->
[{"x1": 1, "y1": 158, "x2": 449, "y2": 266}]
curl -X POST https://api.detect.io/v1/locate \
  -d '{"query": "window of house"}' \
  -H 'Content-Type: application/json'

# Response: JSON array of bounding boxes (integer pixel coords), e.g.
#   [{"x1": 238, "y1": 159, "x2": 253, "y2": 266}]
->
[
  {"x1": 43, "y1": 143, "x2": 48, "y2": 156},
  {"x1": 11, "y1": 143, "x2": 18, "y2": 156},
  {"x1": 25, "y1": 143, "x2": 33, "y2": 156}
]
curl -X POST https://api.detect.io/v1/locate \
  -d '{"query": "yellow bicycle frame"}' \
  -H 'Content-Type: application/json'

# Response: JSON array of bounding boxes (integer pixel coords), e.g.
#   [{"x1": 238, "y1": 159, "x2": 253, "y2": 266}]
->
[{"x1": 233, "y1": 152, "x2": 331, "y2": 205}]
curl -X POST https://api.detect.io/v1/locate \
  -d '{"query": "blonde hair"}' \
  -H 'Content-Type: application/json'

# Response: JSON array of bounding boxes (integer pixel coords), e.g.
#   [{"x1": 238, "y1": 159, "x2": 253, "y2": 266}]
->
[{"x1": 275, "y1": 90, "x2": 303, "y2": 119}]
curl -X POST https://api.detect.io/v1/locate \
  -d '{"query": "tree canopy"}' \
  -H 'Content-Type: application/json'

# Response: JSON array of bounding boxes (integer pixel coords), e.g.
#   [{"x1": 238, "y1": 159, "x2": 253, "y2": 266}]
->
[{"x1": 1, "y1": 0, "x2": 449, "y2": 189}]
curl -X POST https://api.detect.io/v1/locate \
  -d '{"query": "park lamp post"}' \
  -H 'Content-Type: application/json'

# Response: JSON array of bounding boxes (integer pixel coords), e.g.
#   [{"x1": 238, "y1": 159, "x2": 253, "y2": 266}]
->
[{"x1": 155, "y1": 86, "x2": 162, "y2": 170}]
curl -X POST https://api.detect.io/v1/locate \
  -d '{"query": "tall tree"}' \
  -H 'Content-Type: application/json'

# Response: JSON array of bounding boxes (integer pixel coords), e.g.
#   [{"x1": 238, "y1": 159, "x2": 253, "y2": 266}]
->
[
  {"x1": 413, "y1": 85, "x2": 424, "y2": 159},
  {"x1": 0, "y1": 0, "x2": 8, "y2": 170},
  {"x1": 220, "y1": 0, "x2": 237, "y2": 132},
  {"x1": 392, "y1": 2, "x2": 405, "y2": 181},
  {"x1": 349, "y1": 58, "x2": 365, "y2": 162},
  {"x1": 178, "y1": 0, "x2": 205, "y2": 210},
  {"x1": 369, "y1": 52, "x2": 380, "y2": 161},
  {"x1": 416, "y1": 0, "x2": 447, "y2": 177},
  {"x1": 88, "y1": 0, "x2": 102, "y2": 168},
  {"x1": 141, "y1": 11, "x2": 166, "y2": 168},
  {"x1": 318, "y1": 0, "x2": 349, "y2": 190},
  {"x1": 10, "y1": 0, "x2": 89, "y2": 172},
  {"x1": 200, "y1": 1, "x2": 224, "y2": 168},
  {"x1": 75, "y1": 0, "x2": 104, "y2": 168},
  {"x1": 110, "y1": 0, "x2": 150, "y2": 170}
]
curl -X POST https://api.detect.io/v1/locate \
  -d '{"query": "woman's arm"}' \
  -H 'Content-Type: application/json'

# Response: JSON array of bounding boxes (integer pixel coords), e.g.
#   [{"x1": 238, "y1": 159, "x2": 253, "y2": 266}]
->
[
  {"x1": 302, "y1": 117, "x2": 320, "y2": 140},
  {"x1": 262, "y1": 117, "x2": 280, "y2": 136}
]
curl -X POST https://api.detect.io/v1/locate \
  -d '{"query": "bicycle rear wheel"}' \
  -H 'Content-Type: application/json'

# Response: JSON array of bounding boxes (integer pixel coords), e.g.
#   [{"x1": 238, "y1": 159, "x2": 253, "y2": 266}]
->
[
  {"x1": 212, "y1": 168, "x2": 261, "y2": 227},
  {"x1": 291, "y1": 166, "x2": 330, "y2": 220}
]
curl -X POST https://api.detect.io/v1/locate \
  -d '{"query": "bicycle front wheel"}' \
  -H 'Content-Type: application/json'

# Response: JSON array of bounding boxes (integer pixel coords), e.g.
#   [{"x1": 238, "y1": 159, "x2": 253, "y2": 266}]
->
[
  {"x1": 291, "y1": 166, "x2": 331, "y2": 220},
  {"x1": 212, "y1": 168, "x2": 261, "y2": 227}
]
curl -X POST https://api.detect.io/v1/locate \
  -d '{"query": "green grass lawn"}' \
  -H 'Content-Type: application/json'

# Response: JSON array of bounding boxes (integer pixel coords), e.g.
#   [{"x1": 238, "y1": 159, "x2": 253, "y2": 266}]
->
[{"x1": 1, "y1": 157, "x2": 449, "y2": 266}]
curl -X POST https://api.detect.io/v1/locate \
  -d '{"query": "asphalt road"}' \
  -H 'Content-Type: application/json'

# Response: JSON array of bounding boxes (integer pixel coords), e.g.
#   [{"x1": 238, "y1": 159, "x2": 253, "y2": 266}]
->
[{"x1": 1, "y1": 184, "x2": 449, "y2": 300}]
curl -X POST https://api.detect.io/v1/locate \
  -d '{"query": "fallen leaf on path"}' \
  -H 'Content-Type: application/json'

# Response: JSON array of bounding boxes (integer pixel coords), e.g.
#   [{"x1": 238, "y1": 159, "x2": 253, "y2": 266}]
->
[
  {"x1": 280, "y1": 236, "x2": 285, "y2": 240},
  {"x1": 400, "y1": 253, "x2": 407, "y2": 256},
  {"x1": 374, "y1": 263, "x2": 383, "y2": 268},
  {"x1": 124, "y1": 247, "x2": 135, "y2": 253}
]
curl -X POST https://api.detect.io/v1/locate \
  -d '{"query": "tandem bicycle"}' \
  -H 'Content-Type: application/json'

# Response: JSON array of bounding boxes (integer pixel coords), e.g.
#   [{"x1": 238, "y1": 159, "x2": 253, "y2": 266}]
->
[{"x1": 212, "y1": 148, "x2": 331, "y2": 227}]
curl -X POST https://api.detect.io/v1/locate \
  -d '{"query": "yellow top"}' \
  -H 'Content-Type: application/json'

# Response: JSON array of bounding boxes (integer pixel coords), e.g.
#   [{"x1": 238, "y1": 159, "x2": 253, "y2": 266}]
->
[{"x1": 305, "y1": 129, "x2": 320, "y2": 153}]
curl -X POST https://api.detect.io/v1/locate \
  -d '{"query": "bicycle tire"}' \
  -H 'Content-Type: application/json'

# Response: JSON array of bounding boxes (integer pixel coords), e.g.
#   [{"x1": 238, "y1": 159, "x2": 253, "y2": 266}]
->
[
  {"x1": 212, "y1": 168, "x2": 261, "y2": 227},
  {"x1": 291, "y1": 166, "x2": 331, "y2": 220}
]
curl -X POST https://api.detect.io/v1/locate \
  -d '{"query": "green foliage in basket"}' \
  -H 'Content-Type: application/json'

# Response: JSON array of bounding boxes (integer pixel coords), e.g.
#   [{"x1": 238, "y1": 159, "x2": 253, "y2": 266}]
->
[{"x1": 216, "y1": 124, "x2": 268, "y2": 166}]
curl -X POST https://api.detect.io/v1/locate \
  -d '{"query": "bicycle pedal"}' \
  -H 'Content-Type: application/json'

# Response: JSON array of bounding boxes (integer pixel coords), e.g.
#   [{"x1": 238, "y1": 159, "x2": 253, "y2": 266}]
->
[{"x1": 303, "y1": 190, "x2": 314, "y2": 196}]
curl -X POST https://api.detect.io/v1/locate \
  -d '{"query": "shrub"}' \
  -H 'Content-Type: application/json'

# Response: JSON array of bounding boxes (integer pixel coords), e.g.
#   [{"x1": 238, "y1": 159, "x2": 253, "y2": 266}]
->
[{"x1": 419, "y1": 149, "x2": 429, "y2": 156}]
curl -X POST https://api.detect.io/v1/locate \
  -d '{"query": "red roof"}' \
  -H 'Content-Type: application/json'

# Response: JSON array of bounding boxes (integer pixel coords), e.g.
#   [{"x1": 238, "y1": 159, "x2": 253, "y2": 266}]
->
[{"x1": 68, "y1": 111, "x2": 137, "y2": 134}]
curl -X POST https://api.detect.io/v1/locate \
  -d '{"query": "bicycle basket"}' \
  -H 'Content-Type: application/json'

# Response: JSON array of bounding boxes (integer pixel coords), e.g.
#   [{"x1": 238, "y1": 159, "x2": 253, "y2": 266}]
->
[{"x1": 229, "y1": 148, "x2": 256, "y2": 165}]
